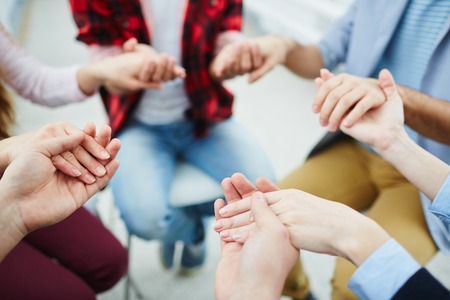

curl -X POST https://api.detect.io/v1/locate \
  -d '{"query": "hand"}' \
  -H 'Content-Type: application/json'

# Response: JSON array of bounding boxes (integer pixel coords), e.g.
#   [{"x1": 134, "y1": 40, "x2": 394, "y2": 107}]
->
[
  {"x1": 214, "y1": 175, "x2": 390, "y2": 267},
  {"x1": 210, "y1": 40, "x2": 263, "y2": 82},
  {"x1": 339, "y1": 69, "x2": 406, "y2": 152},
  {"x1": 214, "y1": 192, "x2": 298, "y2": 300},
  {"x1": 0, "y1": 126, "x2": 120, "y2": 260},
  {"x1": 210, "y1": 35, "x2": 293, "y2": 83},
  {"x1": 0, "y1": 121, "x2": 113, "y2": 184},
  {"x1": 122, "y1": 38, "x2": 186, "y2": 82},
  {"x1": 313, "y1": 69, "x2": 387, "y2": 132}
]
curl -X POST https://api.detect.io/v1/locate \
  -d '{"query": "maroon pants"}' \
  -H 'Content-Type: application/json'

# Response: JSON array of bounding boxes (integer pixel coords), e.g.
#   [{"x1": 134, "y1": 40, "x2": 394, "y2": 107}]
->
[{"x1": 0, "y1": 207, "x2": 128, "y2": 300}]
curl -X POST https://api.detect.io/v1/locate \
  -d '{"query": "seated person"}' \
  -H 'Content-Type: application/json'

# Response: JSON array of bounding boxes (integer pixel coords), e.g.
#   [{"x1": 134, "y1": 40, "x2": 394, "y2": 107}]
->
[{"x1": 214, "y1": 70, "x2": 450, "y2": 299}]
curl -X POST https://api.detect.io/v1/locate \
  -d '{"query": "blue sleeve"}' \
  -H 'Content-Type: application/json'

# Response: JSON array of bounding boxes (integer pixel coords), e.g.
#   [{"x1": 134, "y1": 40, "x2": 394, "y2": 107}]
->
[
  {"x1": 317, "y1": 2, "x2": 357, "y2": 70},
  {"x1": 348, "y1": 239, "x2": 421, "y2": 300},
  {"x1": 429, "y1": 174, "x2": 450, "y2": 224}
]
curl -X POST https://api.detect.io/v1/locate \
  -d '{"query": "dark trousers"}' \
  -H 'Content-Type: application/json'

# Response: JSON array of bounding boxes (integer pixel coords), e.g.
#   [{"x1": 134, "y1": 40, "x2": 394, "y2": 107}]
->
[{"x1": 0, "y1": 207, "x2": 128, "y2": 300}]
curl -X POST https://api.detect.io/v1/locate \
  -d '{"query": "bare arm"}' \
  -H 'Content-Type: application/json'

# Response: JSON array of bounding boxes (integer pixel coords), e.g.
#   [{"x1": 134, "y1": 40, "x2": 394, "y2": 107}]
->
[{"x1": 399, "y1": 86, "x2": 450, "y2": 145}]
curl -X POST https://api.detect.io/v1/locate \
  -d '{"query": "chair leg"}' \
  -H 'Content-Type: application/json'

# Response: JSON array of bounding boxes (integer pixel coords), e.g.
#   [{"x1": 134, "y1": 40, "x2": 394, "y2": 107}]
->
[{"x1": 124, "y1": 233, "x2": 145, "y2": 300}]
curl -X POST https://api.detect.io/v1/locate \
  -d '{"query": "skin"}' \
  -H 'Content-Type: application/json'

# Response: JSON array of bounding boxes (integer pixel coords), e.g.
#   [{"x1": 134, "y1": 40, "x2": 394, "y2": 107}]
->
[
  {"x1": 212, "y1": 70, "x2": 450, "y2": 298},
  {"x1": 214, "y1": 192, "x2": 298, "y2": 300},
  {"x1": 0, "y1": 122, "x2": 121, "y2": 261}
]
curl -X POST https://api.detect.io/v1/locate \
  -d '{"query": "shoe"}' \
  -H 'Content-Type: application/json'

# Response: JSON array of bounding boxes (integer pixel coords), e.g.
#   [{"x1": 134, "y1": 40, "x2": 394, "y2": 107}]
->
[
  {"x1": 159, "y1": 241, "x2": 176, "y2": 270},
  {"x1": 179, "y1": 240, "x2": 206, "y2": 276}
]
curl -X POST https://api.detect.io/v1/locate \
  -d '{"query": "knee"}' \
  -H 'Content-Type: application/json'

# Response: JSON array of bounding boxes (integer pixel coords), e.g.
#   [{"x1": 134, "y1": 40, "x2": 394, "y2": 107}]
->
[
  {"x1": 89, "y1": 243, "x2": 128, "y2": 293},
  {"x1": 125, "y1": 215, "x2": 169, "y2": 241}
]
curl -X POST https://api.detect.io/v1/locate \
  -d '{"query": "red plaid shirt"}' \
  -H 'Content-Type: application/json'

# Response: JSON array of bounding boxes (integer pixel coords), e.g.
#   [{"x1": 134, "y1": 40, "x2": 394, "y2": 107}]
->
[{"x1": 70, "y1": 0, "x2": 242, "y2": 137}]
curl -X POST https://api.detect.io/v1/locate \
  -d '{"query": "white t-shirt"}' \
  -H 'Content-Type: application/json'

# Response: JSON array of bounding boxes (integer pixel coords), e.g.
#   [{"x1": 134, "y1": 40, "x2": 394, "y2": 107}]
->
[{"x1": 133, "y1": 0, "x2": 190, "y2": 125}]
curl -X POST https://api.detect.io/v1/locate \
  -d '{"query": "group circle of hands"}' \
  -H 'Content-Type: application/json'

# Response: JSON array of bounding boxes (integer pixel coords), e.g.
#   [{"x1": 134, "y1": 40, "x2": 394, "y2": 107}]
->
[{"x1": 5, "y1": 34, "x2": 404, "y2": 294}]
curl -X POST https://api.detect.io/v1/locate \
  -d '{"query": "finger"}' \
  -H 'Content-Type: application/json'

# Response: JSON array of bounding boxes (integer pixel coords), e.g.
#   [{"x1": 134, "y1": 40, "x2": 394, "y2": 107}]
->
[
  {"x1": 312, "y1": 76, "x2": 343, "y2": 117},
  {"x1": 64, "y1": 123, "x2": 111, "y2": 160},
  {"x1": 219, "y1": 224, "x2": 254, "y2": 243},
  {"x1": 213, "y1": 210, "x2": 253, "y2": 232},
  {"x1": 123, "y1": 38, "x2": 138, "y2": 52},
  {"x1": 320, "y1": 68, "x2": 335, "y2": 81},
  {"x1": 255, "y1": 177, "x2": 279, "y2": 193},
  {"x1": 173, "y1": 65, "x2": 186, "y2": 79},
  {"x1": 248, "y1": 57, "x2": 277, "y2": 83},
  {"x1": 239, "y1": 44, "x2": 252, "y2": 74},
  {"x1": 85, "y1": 158, "x2": 120, "y2": 195},
  {"x1": 230, "y1": 172, "x2": 258, "y2": 198},
  {"x1": 218, "y1": 196, "x2": 252, "y2": 217},
  {"x1": 329, "y1": 88, "x2": 365, "y2": 129},
  {"x1": 162, "y1": 57, "x2": 176, "y2": 82},
  {"x1": 139, "y1": 60, "x2": 157, "y2": 82},
  {"x1": 214, "y1": 198, "x2": 228, "y2": 248},
  {"x1": 59, "y1": 150, "x2": 98, "y2": 183},
  {"x1": 249, "y1": 43, "x2": 263, "y2": 69},
  {"x1": 95, "y1": 124, "x2": 112, "y2": 148},
  {"x1": 51, "y1": 154, "x2": 82, "y2": 177},
  {"x1": 83, "y1": 122, "x2": 97, "y2": 138},
  {"x1": 314, "y1": 77, "x2": 324, "y2": 91},
  {"x1": 221, "y1": 177, "x2": 241, "y2": 203},
  {"x1": 104, "y1": 138, "x2": 121, "y2": 163},
  {"x1": 318, "y1": 81, "x2": 351, "y2": 128},
  {"x1": 251, "y1": 192, "x2": 284, "y2": 232},
  {"x1": 378, "y1": 69, "x2": 398, "y2": 99},
  {"x1": 343, "y1": 94, "x2": 384, "y2": 128},
  {"x1": 152, "y1": 54, "x2": 168, "y2": 82}
]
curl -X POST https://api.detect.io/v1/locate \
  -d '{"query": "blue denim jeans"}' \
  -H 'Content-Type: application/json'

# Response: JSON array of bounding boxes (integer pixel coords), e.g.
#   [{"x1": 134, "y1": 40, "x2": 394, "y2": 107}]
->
[{"x1": 110, "y1": 118, "x2": 274, "y2": 243}]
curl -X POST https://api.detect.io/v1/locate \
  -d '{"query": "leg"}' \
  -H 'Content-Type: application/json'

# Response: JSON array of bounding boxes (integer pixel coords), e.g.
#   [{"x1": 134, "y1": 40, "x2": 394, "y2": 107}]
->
[
  {"x1": 0, "y1": 241, "x2": 96, "y2": 300},
  {"x1": 24, "y1": 207, "x2": 128, "y2": 293},
  {"x1": 111, "y1": 121, "x2": 199, "y2": 243},
  {"x1": 184, "y1": 118, "x2": 275, "y2": 193},
  {"x1": 279, "y1": 139, "x2": 377, "y2": 299},
  {"x1": 332, "y1": 159, "x2": 437, "y2": 300}
]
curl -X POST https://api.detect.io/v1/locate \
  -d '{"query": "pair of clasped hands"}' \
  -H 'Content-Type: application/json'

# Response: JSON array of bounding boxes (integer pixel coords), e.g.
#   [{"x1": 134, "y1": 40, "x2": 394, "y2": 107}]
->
[
  {"x1": 213, "y1": 68, "x2": 401, "y2": 299},
  {"x1": 0, "y1": 121, "x2": 121, "y2": 261}
]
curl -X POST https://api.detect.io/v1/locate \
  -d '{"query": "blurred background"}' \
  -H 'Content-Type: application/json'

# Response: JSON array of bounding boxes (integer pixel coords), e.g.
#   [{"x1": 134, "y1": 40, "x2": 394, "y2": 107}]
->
[{"x1": 4, "y1": 1, "x2": 446, "y2": 300}]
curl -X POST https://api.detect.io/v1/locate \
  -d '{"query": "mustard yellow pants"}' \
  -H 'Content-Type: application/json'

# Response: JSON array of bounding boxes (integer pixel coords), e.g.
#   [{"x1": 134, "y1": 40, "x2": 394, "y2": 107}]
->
[{"x1": 279, "y1": 139, "x2": 437, "y2": 300}]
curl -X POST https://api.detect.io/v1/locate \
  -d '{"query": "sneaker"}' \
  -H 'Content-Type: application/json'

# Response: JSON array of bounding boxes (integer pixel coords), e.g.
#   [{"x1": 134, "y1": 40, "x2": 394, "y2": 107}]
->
[
  {"x1": 159, "y1": 241, "x2": 176, "y2": 270},
  {"x1": 179, "y1": 240, "x2": 206, "y2": 276}
]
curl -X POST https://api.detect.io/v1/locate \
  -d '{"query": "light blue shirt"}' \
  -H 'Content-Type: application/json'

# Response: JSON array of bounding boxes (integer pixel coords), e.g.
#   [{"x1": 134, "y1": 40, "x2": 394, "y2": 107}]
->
[
  {"x1": 348, "y1": 239, "x2": 421, "y2": 300},
  {"x1": 317, "y1": 0, "x2": 450, "y2": 254},
  {"x1": 429, "y1": 174, "x2": 450, "y2": 224}
]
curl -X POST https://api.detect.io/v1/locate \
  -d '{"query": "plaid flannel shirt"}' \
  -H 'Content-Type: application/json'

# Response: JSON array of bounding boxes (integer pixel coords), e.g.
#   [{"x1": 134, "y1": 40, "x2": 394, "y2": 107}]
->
[{"x1": 70, "y1": 0, "x2": 242, "y2": 137}]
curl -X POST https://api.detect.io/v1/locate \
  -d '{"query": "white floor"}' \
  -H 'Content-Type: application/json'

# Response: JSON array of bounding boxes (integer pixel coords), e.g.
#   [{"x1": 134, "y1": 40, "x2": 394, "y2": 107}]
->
[{"x1": 7, "y1": 0, "x2": 450, "y2": 299}]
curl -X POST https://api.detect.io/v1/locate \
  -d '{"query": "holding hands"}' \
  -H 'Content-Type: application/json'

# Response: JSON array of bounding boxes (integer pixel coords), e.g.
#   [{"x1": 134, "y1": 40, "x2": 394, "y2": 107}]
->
[
  {"x1": 210, "y1": 35, "x2": 294, "y2": 83},
  {"x1": 0, "y1": 121, "x2": 121, "y2": 261}
]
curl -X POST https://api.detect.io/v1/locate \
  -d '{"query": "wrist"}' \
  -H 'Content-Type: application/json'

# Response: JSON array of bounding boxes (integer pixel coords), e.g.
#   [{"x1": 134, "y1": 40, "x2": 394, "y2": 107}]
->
[
  {"x1": 339, "y1": 218, "x2": 390, "y2": 267},
  {"x1": 77, "y1": 62, "x2": 107, "y2": 95}
]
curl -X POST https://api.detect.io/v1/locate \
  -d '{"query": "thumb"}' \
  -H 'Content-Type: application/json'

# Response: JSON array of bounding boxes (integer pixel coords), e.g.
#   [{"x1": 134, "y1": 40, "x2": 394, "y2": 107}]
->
[
  {"x1": 378, "y1": 69, "x2": 398, "y2": 100},
  {"x1": 37, "y1": 133, "x2": 85, "y2": 157},
  {"x1": 251, "y1": 192, "x2": 282, "y2": 231},
  {"x1": 123, "y1": 38, "x2": 138, "y2": 52}
]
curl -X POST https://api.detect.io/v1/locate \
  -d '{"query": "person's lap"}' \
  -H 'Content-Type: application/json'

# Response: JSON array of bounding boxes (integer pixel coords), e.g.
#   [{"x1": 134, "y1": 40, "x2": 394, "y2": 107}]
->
[
  {"x1": 112, "y1": 118, "x2": 274, "y2": 243},
  {"x1": 0, "y1": 207, "x2": 127, "y2": 298}
]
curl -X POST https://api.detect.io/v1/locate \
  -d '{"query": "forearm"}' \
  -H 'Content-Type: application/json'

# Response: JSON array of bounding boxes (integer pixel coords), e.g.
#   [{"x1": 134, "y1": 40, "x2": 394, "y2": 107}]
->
[
  {"x1": 284, "y1": 40, "x2": 324, "y2": 79},
  {"x1": 374, "y1": 127, "x2": 450, "y2": 200},
  {"x1": 0, "y1": 195, "x2": 25, "y2": 262},
  {"x1": 76, "y1": 61, "x2": 111, "y2": 95},
  {"x1": 399, "y1": 85, "x2": 450, "y2": 144}
]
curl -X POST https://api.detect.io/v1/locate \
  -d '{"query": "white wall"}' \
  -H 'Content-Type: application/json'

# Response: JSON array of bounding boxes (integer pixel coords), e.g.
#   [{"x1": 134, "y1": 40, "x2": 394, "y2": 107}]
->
[{"x1": 245, "y1": 0, "x2": 354, "y2": 43}]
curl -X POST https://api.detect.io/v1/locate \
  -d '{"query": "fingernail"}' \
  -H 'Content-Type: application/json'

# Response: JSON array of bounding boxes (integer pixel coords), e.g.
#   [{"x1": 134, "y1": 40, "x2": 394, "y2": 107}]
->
[
  {"x1": 213, "y1": 221, "x2": 223, "y2": 230},
  {"x1": 100, "y1": 151, "x2": 110, "y2": 159},
  {"x1": 71, "y1": 168, "x2": 82, "y2": 177},
  {"x1": 219, "y1": 207, "x2": 228, "y2": 216},
  {"x1": 84, "y1": 174, "x2": 96, "y2": 184},
  {"x1": 312, "y1": 104, "x2": 319, "y2": 113},
  {"x1": 220, "y1": 231, "x2": 229, "y2": 239},
  {"x1": 232, "y1": 233, "x2": 241, "y2": 240},
  {"x1": 320, "y1": 118, "x2": 327, "y2": 126},
  {"x1": 343, "y1": 118, "x2": 351, "y2": 127},
  {"x1": 96, "y1": 166, "x2": 106, "y2": 175}
]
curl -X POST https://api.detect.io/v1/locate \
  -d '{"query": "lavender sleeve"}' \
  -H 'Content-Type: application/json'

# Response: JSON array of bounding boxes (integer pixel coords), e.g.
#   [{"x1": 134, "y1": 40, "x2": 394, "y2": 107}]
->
[{"x1": 0, "y1": 28, "x2": 87, "y2": 107}]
